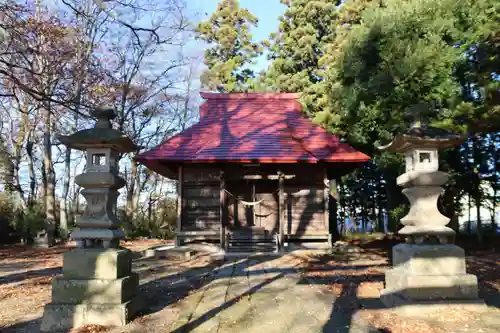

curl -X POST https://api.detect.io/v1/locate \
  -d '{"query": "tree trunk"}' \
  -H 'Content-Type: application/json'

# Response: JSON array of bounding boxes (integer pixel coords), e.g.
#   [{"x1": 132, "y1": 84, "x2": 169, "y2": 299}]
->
[
  {"x1": 472, "y1": 137, "x2": 483, "y2": 244},
  {"x1": 133, "y1": 167, "x2": 149, "y2": 217},
  {"x1": 42, "y1": 108, "x2": 56, "y2": 246},
  {"x1": 72, "y1": 153, "x2": 83, "y2": 219},
  {"x1": 329, "y1": 195, "x2": 340, "y2": 242},
  {"x1": 26, "y1": 138, "x2": 36, "y2": 206},
  {"x1": 10, "y1": 156, "x2": 26, "y2": 211},
  {"x1": 59, "y1": 146, "x2": 71, "y2": 241},
  {"x1": 9, "y1": 115, "x2": 27, "y2": 211},
  {"x1": 126, "y1": 156, "x2": 138, "y2": 218},
  {"x1": 73, "y1": 186, "x2": 81, "y2": 219},
  {"x1": 40, "y1": 161, "x2": 47, "y2": 210},
  {"x1": 384, "y1": 169, "x2": 401, "y2": 233},
  {"x1": 441, "y1": 188, "x2": 459, "y2": 233},
  {"x1": 488, "y1": 135, "x2": 498, "y2": 230},
  {"x1": 476, "y1": 196, "x2": 483, "y2": 243},
  {"x1": 370, "y1": 191, "x2": 377, "y2": 232},
  {"x1": 468, "y1": 192, "x2": 472, "y2": 235},
  {"x1": 493, "y1": 184, "x2": 498, "y2": 231},
  {"x1": 376, "y1": 176, "x2": 384, "y2": 232}
]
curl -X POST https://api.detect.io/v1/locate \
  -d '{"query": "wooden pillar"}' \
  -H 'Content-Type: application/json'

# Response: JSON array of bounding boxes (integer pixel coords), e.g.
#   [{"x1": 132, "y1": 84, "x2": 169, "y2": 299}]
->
[
  {"x1": 324, "y1": 168, "x2": 332, "y2": 247},
  {"x1": 176, "y1": 165, "x2": 183, "y2": 246},
  {"x1": 278, "y1": 171, "x2": 285, "y2": 250},
  {"x1": 220, "y1": 170, "x2": 226, "y2": 249},
  {"x1": 329, "y1": 178, "x2": 340, "y2": 244},
  {"x1": 251, "y1": 181, "x2": 256, "y2": 226}
]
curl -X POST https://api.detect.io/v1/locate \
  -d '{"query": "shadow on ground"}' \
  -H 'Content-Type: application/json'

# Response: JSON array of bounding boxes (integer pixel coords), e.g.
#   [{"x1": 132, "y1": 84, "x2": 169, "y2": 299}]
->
[
  {"x1": 2, "y1": 240, "x2": 500, "y2": 333},
  {"x1": 1, "y1": 318, "x2": 41, "y2": 333},
  {"x1": 137, "y1": 254, "x2": 281, "y2": 318},
  {"x1": 0, "y1": 267, "x2": 62, "y2": 285}
]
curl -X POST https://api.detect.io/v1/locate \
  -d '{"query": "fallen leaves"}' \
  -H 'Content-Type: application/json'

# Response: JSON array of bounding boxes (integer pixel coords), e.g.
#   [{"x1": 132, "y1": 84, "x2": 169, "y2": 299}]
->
[
  {"x1": 466, "y1": 251, "x2": 500, "y2": 297},
  {"x1": 298, "y1": 242, "x2": 500, "y2": 333},
  {"x1": 360, "y1": 310, "x2": 444, "y2": 333},
  {"x1": 1, "y1": 239, "x2": 500, "y2": 333},
  {"x1": 0, "y1": 239, "x2": 174, "y2": 330},
  {"x1": 121, "y1": 239, "x2": 168, "y2": 252},
  {"x1": 356, "y1": 281, "x2": 384, "y2": 298},
  {"x1": 70, "y1": 324, "x2": 110, "y2": 333}
]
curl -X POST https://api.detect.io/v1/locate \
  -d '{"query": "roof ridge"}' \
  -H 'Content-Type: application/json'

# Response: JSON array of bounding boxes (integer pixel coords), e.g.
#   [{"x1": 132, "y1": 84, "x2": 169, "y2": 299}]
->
[{"x1": 200, "y1": 92, "x2": 300, "y2": 100}]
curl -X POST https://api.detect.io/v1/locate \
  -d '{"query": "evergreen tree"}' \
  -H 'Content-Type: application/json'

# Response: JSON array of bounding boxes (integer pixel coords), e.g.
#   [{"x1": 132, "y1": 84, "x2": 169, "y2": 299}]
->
[
  {"x1": 264, "y1": 0, "x2": 340, "y2": 117},
  {"x1": 196, "y1": 0, "x2": 263, "y2": 93},
  {"x1": 321, "y1": 0, "x2": 500, "y2": 233},
  {"x1": 326, "y1": 0, "x2": 499, "y2": 144}
]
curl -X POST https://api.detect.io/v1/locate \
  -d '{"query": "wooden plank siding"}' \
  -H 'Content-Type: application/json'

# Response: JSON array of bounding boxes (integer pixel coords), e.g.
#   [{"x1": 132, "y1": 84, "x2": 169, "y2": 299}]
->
[
  {"x1": 254, "y1": 193, "x2": 278, "y2": 231},
  {"x1": 180, "y1": 164, "x2": 329, "y2": 240},
  {"x1": 225, "y1": 179, "x2": 280, "y2": 231},
  {"x1": 226, "y1": 180, "x2": 250, "y2": 229},
  {"x1": 182, "y1": 166, "x2": 220, "y2": 231},
  {"x1": 284, "y1": 185, "x2": 328, "y2": 236}
]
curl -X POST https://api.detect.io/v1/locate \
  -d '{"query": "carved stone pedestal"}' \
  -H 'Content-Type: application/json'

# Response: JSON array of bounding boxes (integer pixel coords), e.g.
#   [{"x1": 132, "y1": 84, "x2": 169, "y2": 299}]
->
[
  {"x1": 381, "y1": 244, "x2": 486, "y2": 316},
  {"x1": 41, "y1": 107, "x2": 140, "y2": 331},
  {"x1": 33, "y1": 227, "x2": 55, "y2": 248},
  {"x1": 41, "y1": 248, "x2": 141, "y2": 331},
  {"x1": 375, "y1": 103, "x2": 486, "y2": 317}
]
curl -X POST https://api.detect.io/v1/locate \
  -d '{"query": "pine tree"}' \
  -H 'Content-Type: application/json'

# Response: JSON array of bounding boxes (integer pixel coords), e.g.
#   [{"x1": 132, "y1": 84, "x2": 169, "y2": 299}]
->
[
  {"x1": 195, "y1": 0, "x2": 263, "y2": 93},
  {"x1": 264, "y1": 0, "x2": 340, "y2": 117}
]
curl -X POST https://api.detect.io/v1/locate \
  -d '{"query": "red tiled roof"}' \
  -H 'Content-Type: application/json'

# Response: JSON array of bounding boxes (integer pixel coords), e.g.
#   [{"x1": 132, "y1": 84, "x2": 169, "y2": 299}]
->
[{"x1": 136, "y1": 93, "x2": 370, "y2": 172}]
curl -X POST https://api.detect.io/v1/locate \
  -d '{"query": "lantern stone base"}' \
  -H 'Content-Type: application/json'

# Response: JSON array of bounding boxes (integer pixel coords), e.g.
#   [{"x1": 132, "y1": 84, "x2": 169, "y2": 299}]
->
[
  {"x1": 380, "y1": 244, "x2": 486, "y2": 317},
  {"x1": 40, "y1": 298, "x2": 141, "y2": 331},
  {"x1": 40, "y1": 248, "x2": 141, "y2": 332},
  {"x1": 33, "y1": 228, "x2": 56, "y2": 248}
]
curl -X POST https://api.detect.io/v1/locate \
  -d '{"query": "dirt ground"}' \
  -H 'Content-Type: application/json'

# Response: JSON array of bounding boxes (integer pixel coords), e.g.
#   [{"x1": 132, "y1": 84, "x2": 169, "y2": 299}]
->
[
  {"x1": 0, "y1": 239, "x2": 226, "y2": 333},
  {"x1": 297, "y1": 240, "x2": 500, "y2": 333},
  {"x1": 1, "y1": 239, "x2": 500, "y2": 333}
]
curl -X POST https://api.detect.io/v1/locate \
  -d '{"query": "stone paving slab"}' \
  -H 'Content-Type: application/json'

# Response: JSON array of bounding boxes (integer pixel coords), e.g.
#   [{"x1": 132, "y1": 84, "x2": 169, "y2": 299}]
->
[
  {"x1": 168, "y1": 255, "x2": 347, "y2": 333},
  {"x1": 162, "y1": 252, "x2": 500, "y2": 333}
]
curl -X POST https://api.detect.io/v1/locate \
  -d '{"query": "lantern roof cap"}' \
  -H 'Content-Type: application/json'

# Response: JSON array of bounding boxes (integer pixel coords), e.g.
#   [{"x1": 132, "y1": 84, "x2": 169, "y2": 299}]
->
[
  {"x1": 376, "y1": 103, "x2": 467, "y2": 153},
  {"x1": 57, "y1": 106, "x2": 138, "y2": 152}
]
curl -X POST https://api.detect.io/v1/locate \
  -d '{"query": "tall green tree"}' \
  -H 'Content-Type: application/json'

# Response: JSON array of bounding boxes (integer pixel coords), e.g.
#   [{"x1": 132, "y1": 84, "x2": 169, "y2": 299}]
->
[
  {"x1": 321, "y1": 0, "x2": 500, "y2": 232},
  {"x1": 196, "y1": 0, "x2": 263, "y2": 93},
  {"x1": 264, "y1": 0, "x2": 340, "y2": 117},
  {"x1": 0, "y1": 136, "x2": 13, "y2": 188}
]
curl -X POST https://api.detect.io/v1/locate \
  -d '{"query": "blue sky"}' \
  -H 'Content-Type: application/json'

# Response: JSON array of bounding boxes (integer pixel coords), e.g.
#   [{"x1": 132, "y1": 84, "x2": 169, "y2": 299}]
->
[{"x1": 191, "y1": 0, "x2": 286, "y2": 71}]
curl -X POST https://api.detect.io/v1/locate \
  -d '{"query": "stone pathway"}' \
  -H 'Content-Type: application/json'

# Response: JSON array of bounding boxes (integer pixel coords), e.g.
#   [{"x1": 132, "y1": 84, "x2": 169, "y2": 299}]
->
[
  {"x1": 6, "y1": 248, "x2": 500, "y2": 333},
  {"x1": 167, "y1": 255, "x2": 376, "y2": 333}
]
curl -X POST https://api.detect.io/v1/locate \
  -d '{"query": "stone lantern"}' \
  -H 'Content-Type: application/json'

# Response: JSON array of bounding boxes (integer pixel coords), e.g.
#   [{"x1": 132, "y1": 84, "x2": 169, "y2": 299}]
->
[
  {"x1": 376, "y1": 103, "x2": 485, "y2": 315},
  {"x1": 41, "y1": 107, "x2": 141, "y2": 331}
]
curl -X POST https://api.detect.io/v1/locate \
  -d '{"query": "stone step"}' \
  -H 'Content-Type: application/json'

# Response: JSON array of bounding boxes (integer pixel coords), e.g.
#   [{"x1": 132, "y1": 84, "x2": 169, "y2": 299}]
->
[
  {"x1": 229, "y1": 243, "x2": 276, "y2": 248},
  {"x1": 227, "y1": 247, "x2": 277, "y2": 253},
  {"x1": 227, "y1": 228, "x2": 278, "y2": 253},
  {"x1": 230, "y1": 235, "x2": 274, "y2": 239},
  {"x1": 52, "y1": 274, "x2": 138, "y2": 304},
  {"x1": 229, "y1": 234, "x2": 275, "y2": 240},
  {"x1": 230, "y1": 239, "x2": 274, "y2": 244},
  {"x1": 228, "y1": 241, "x2": 277, "y2": 246},
  {"x1": 230, "y1": 228, "x2": 269, "y2": 235},
  {"x1": 229, "y1": 239, "x2": 276, "y2": 243},
  {"x1": 228, "y1": 243, "x2": 277, "y2": 252},
  {"x1": 227, "y1": 246, "x2": 276, "y2": 250}
]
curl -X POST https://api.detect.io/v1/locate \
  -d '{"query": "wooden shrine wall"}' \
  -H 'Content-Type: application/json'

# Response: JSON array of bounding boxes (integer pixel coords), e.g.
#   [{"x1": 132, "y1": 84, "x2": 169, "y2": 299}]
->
[
  {"x1": 225, "y1": 180, "x2": 279, "y2": 232},
  {"x1": 180, "y1": 164, "x2": 329, "y2": 238},
  {"x1": 284, "y1": 174, "x2": 328, "y2": 236},
  {"x1": 181, "y1": 166, "x2": 220, "y2": 231}
]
